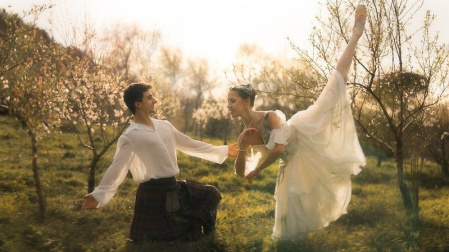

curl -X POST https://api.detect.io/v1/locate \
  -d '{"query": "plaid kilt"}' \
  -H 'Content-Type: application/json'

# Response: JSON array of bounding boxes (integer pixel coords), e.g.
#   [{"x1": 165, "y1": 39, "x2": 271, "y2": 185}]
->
[{"x1": 129, "y1": 176, "x2": 222, "y2": 242}]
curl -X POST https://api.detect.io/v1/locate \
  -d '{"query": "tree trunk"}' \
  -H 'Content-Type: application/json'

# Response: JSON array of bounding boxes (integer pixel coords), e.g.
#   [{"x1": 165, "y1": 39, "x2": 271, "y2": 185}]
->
[
  {"x1": 18, "y1": 118, "x2": 47, "y2": 219},
  {"x1": 396, "y1": 142, "x2": 413, "y2": 210},
  {"x1": 88, "y1": 155, "x2": 101, "y2": 193},
  {"x1": 377, "y1": 155, "x2": 383, "y2": 167},
  {"x1": 441, "y1": 136, "x2": 449, "y2": 176},
  {"x1": 194, "y1": 121, "x2": 198, "y2": 137},
  {"x1": 183, "y1": 101, "x2": 190, "y2": 133},
  {"x1": 30, "y1": 130, "x2": 46, "y2": 219},
  {"x1": 396, "y1": 146, "x2": 421, "y2": 242}
]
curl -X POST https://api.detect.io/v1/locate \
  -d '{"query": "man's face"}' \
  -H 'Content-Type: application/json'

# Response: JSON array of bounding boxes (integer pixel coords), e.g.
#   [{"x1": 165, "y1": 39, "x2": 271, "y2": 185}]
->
[{"x1": 137, "y1": 90, "x2": 157, "y2": 115}]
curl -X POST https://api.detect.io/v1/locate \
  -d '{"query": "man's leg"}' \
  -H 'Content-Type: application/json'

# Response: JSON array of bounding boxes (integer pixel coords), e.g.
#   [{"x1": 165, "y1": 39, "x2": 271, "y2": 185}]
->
[{"x1": 177, "y1": 180, "x2": 222, "y2": 236}]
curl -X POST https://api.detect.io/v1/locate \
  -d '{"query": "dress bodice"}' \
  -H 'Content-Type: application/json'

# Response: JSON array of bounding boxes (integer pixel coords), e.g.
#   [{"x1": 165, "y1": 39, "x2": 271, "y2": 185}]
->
[
  {"x1": 250, "y1": 112, "x2": 271, "y2": 153},
  {"x1": 251, "y1": 110, "x2": 290, "y2": 153},
  {"x1": 243, "y1": 111, "x2": 291, "y2": 176}
]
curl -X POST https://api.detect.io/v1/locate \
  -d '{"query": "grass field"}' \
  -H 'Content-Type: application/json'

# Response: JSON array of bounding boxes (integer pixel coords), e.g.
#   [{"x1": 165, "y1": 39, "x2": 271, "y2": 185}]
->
[{"x1": 1, "y1": 115, "x2": 448, "y2": 251}]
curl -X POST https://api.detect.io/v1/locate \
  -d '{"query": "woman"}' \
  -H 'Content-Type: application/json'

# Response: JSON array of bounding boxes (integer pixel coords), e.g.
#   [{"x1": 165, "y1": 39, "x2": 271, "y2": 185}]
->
[{"x1": 228, "y1": 5, "x2": 367, "y2": 241}]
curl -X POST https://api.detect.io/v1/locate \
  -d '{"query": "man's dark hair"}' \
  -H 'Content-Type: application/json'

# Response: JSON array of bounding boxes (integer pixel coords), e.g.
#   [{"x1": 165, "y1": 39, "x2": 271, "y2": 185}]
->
[{"x1": 123, "y1": 83, "x2": 152, "y2": 114}]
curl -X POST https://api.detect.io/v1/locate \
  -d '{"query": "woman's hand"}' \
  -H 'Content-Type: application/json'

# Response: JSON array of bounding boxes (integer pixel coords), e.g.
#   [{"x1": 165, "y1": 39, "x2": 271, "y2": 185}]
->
[
  {"x1": 245, "y1": 143, "x2": 285, "y2": 184},
  {"x1": 238, "y1": 127, "x2": 257, "y2": 150},
  {"x1": 228, "y1": 143, "x2": 239, "y2": 157},
  {"x1": 245, "y1": 168, "x2": 260, "y2": 184}
]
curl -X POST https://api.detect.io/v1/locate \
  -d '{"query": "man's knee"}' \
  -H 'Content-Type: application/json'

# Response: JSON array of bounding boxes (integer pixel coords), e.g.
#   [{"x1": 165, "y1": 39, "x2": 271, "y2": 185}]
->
[{"x1": 205, "y1": 185, "x2": 221, "y2": 199}]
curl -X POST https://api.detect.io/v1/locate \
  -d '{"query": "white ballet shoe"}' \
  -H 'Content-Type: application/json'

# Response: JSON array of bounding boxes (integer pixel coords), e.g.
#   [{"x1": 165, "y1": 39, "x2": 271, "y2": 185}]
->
[{"x1": 352, "y1": 5, "x2": 366, "y2": 38}]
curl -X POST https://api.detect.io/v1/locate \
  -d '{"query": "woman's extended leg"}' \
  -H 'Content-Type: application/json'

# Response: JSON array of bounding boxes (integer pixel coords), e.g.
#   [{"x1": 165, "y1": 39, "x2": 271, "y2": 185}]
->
[{"x1": 336, "y1": 4, "x2": 367, "y2": 81}]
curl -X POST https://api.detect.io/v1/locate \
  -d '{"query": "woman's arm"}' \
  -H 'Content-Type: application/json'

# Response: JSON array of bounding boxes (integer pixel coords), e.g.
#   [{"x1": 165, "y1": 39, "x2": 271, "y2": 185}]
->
[
  {"x1": 234, "y1": 127, "x2": 257, "y2": 176},
  {"x1": 245, "y1": 143, "x2": 284, "y2": 183},
  {"x1": 245, "y1": 111, "x2": 285, "y2": 183},
  {"x1": 234, "y1": 151, "x2": 246, "y2": 177}
]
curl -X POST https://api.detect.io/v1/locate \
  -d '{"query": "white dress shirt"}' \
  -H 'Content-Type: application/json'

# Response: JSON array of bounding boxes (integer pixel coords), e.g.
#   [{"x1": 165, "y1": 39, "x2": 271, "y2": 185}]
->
[{"x1": 90, "y1": 119, "x2": 228, "y2": 207}]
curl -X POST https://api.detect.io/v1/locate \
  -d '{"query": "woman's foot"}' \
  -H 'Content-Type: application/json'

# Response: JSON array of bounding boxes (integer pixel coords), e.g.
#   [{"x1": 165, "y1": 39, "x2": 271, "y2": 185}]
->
[{"x1": 352, "y1": 4, "x2": 366, "y2": 38}]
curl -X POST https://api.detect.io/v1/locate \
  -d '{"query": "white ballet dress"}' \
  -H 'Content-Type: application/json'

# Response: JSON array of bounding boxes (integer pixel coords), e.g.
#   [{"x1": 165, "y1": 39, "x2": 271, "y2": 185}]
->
[{"x1": 245, "y1": 70, "x2": 366, "y2": 241}]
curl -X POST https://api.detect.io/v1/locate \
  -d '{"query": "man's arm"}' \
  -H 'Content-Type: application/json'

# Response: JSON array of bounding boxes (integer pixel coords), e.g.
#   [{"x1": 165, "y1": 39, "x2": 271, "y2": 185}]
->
[
  {"x1": 168, "y1": 121, "x2": 229, "y2": 163},
  {"x1": 81, "y1": 136, "x2": 133, "y2": 208}
]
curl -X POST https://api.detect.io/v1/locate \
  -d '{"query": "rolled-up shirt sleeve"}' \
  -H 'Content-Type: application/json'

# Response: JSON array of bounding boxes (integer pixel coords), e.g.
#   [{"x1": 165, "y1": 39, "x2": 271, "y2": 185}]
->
[
  {"x1": 170, "y1": 122, "x2": 228, "y2": 164},
  {"x1": 90, "y1": 136, "x2": 134, "y2": 208}
]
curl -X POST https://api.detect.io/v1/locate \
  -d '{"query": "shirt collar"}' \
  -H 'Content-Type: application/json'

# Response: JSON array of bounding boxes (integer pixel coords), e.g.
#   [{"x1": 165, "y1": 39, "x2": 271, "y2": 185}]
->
[{"x1": 125, "y1": 120, "x2": 157, "y2": 134}]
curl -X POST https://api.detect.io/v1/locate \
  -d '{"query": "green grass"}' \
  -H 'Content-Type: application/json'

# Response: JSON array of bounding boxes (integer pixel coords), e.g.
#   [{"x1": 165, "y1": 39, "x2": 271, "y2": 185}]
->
[{"x1": 1, "y1": 115, "x2": 448, "y2": 251}]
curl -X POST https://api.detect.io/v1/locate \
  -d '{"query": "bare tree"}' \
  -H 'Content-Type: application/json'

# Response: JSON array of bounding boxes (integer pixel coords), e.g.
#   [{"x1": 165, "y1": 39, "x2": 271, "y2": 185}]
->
[
  {"x1": 230, "y1": 43, "x2": 319, "y2": 118},
  {"x1": 192, "y1": 96, "x2": 229, "y2": 141},
  {"x1": 60, "y1": 60, "x2": 130, "y2": 193},
  {"x1": 57, "y1": 19, "x2": 161, "y2": 193},
  {"x1": 290, "y1": 0, "x2": 449, "y2": 213},
  {"x1": 0, "y1": 5, "x2": 62, "y2": 218},
  {"x1": 228, "y1": 43, "x2": 267, "y2": 85},
  {"x1": 152, "y1": 46, "x2": 184, "y2": 121},
  {"x1": 168, "y1": 57, "x2": 217, "y2": 133},
  {"x1": 157, "y1": 46, "x2": 184, "y2": 90},
  {"x1": 423, "y1": 103, "x2": 449, "y2": 177}
]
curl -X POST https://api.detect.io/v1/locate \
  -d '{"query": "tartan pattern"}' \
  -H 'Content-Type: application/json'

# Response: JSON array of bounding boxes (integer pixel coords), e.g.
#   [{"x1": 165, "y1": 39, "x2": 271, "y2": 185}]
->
[{"x1": 129, "y1": 177, "x2": 221, "y2": 242}]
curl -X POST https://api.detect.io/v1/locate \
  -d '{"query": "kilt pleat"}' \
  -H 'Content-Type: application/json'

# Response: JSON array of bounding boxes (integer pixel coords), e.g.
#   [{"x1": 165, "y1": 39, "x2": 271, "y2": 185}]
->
[{"x1": 129, "y1": 177, "x2": 221, "y2": 242}]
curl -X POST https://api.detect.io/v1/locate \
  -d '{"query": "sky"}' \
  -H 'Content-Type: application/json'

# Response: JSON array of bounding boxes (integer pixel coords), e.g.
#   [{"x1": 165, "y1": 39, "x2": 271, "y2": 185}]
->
[{"x1": 2, "y1": 0, "x2": 449, "y2": 73}]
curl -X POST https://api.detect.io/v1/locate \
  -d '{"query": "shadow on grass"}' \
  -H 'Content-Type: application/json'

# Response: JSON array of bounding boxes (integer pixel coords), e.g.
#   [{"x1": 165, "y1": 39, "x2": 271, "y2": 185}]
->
[
  {"x1": 417, "y1": 171, "x2": 449, "y2": 189},
  {"x1": 121, "y1": 233, "x2": 227, "y2": 252},
  {"x1": 274, "y1": 239, "x2": 317, "y2": 252},
  {"x1": 353, "y1": 164, "x2": 396, "y2": 184},
  {"x1": 343, "y1": 200, "x2": 390, "y2": 228},
  {"x1": 419, "y1": 217, "x2": 449, "y2": 252}
]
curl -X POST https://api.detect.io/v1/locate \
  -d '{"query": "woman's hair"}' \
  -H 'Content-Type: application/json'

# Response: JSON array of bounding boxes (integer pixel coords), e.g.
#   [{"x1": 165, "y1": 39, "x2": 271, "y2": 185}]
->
[
  {"x1": 230, "y1": 84, "x2": 257, "y2": 107},
  {"x1": 123, "y1": 83, "x2": 152, "y2": 114}
]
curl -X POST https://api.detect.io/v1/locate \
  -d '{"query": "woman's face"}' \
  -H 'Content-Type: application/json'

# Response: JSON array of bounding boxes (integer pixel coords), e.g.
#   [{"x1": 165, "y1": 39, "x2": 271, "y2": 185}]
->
[{"x1": 227, "y1": 90, "x2": 248, "y2": 118}]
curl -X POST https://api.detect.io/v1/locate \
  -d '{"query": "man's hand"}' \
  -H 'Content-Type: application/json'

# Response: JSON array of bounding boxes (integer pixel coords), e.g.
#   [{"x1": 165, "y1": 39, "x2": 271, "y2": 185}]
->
[
  {"x1": 228, "y1": 143, "x2": 239, "y2": 157},
  {"x1": 81, "y1": 194, "x2": 98, "y2": 210}
]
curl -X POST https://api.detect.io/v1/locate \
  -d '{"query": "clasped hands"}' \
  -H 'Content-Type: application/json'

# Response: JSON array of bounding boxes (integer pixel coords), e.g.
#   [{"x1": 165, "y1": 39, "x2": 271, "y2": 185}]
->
[{"x1": 229, "y1": 127, "x2": 257, "y2": 156}]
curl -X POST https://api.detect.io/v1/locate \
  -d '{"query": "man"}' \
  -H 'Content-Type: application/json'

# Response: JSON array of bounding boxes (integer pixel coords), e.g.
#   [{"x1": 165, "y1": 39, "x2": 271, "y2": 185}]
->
[{"x1": 82, "y1": 83, "x2": 238, "y2": 242}]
